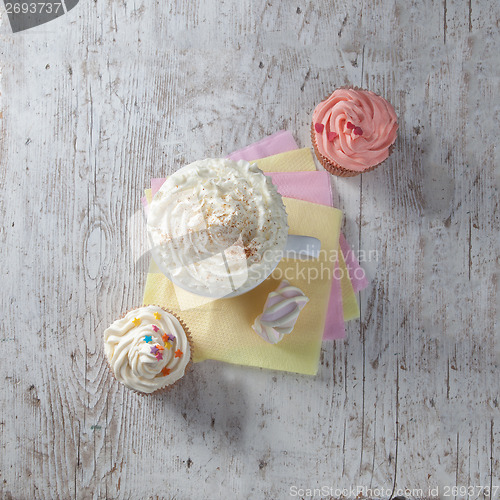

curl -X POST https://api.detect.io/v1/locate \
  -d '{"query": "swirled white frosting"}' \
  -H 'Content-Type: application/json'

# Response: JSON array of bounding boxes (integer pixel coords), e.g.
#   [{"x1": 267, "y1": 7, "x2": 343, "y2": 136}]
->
[
  {"x1": 252, "y1": 281, "x2": 309, "y2": 344},
  {"x1": 103, "y1": 306, "x2": 191, "y2": 393},
  {"x1": 147, "y1": 158, "x2": 288, "y2": 297}
]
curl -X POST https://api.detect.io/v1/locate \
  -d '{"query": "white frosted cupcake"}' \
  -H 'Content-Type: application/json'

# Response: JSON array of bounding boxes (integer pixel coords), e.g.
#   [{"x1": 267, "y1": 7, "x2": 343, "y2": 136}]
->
[{"x1": 103, "y1": 305, "x2": 192, "y2": 394}]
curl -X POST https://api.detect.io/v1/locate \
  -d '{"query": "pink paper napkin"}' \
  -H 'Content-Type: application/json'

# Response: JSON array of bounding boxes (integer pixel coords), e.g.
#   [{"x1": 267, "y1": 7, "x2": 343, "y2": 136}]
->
[{"x1": 227, "y1": 130, "x2": 299, "y2": 162}]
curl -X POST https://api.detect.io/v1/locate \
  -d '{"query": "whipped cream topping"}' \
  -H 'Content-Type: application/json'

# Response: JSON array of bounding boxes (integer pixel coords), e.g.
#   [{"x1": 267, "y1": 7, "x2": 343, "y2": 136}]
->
[
  {"x1": 104, "y1": 306, "x2": 190, "y2": 393},
  {"x1": 147, "y1": 158, "x2": 288, "y2": 297},
  {"x1": 252, "y1": 280, "x2": 309, "y2": 344},
  {"x1": 313, "y1": 89, "x2": 398, "y2": 171}
]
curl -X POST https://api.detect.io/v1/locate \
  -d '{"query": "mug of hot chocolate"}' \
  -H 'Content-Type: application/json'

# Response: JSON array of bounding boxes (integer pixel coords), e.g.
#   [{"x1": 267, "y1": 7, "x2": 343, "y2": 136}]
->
[{"x1": 147, "y1": 158, "x2": 319, "y2": 298}]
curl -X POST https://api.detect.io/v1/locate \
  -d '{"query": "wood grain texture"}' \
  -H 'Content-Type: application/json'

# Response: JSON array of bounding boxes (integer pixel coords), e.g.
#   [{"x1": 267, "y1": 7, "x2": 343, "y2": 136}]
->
[{"x1": 0, "y1": 0, "x2": 498, "y2": 499}]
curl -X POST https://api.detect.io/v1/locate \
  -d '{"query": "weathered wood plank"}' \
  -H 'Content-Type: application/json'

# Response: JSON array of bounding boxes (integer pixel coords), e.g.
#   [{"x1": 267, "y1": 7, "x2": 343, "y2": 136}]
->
[{"x1": 0, "y1": 0, "x2": 498, "y2": 499}]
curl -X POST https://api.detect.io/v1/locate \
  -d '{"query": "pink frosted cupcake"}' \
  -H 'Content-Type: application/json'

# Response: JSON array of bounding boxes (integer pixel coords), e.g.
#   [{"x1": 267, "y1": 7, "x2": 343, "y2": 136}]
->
[{"x1": 311, "y1": 88, "x2": 398, "y2": 176}]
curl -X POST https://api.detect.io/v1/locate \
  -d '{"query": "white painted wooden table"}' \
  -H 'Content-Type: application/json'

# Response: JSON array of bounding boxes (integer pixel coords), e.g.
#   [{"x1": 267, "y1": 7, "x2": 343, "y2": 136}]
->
[{"x1": 0, "y1": 1, "x2": 498, "y2": 499}]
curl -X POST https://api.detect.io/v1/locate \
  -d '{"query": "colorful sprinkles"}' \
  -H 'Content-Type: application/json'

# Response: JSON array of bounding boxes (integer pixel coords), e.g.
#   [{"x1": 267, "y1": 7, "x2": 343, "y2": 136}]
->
[
  {"x1": 162, "y1": 333, "x2": 175, "y2": 342},
  {"x1": 316, "y1": 120, "x2": 363, "y2": 141},
  {"x1": 315, "y1": 122, "x2": 339, "y2": 142},
  {"x1": 122, "y1": 309, "x2": 188, "y2": 382},
  {"x1": 137, "y1": 311, "x2": 184, "y2": 374},
  {"x1": 314, "y1": 122, "x2": 324, "y2": 133}
]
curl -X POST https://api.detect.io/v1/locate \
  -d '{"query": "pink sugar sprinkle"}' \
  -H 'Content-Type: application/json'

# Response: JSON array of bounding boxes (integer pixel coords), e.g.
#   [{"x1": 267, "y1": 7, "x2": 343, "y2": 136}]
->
[
  {"x1": 353, "y1": 126, "x2": 363, "y2": 135},
  {"x1": 327, "y1": 131, "x2": 338, "y2": 141},
  {"x1": 346, "y1": 122, "x2": 355, "y2": 130},
  {"x1": 314, "y1": 123, "x2": 324, "y2": 133}
]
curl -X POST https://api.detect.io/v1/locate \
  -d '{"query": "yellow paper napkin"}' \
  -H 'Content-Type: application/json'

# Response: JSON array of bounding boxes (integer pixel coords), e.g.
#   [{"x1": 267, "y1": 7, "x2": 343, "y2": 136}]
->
[
  {"x1": 255, "y1": 147, "x2": 317, "y2": 172},
  {"x1": 143, "y1": 197, "x2": 342, "y2": 375}
]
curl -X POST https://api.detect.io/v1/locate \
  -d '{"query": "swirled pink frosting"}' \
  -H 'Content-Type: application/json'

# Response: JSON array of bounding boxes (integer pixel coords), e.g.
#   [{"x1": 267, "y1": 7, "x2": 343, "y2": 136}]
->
[{"x1": 312, "y1": 89, "x2": 398, "y2": 171}]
